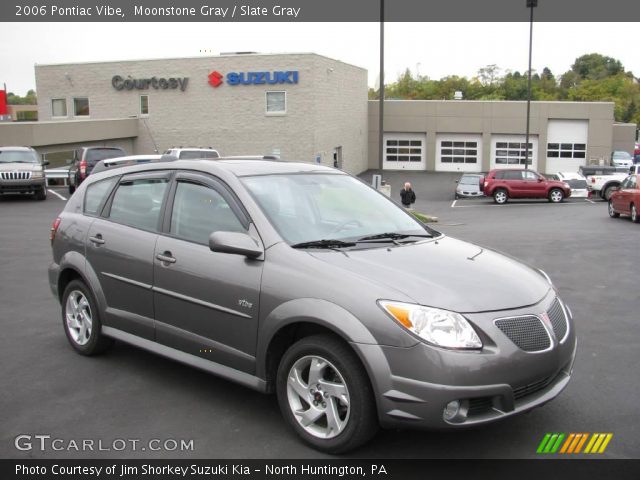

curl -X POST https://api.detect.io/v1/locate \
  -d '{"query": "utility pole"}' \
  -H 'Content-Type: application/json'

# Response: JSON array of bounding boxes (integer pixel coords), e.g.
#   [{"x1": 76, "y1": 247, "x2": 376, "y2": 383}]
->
[{"x1": 524, "y1": 0, "x2": 537, "y2": 170}]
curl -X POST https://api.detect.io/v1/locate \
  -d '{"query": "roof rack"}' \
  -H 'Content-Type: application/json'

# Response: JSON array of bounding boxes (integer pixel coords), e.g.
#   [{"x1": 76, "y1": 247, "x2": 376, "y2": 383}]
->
[{"x1": 92, "y1": 154, "x2": 177, "y2": 174}]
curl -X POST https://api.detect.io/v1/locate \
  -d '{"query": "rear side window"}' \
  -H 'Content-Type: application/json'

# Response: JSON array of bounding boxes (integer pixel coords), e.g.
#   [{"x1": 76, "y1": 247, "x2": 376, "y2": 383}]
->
[
  {"x1": 170, "y1": 181, "x2": 245, "y2": 245},
  {"x1": 108, "y1": 178, "x2": 169, "y2": 231},
  {"x1": 86, "y1": 148, "x2": 126, "y2": 164},
  {"x1": 84, "y1": 177, "x2": 118, "y2": 216},
  {"x1": 503, "y1": 171, "x2": 522, "y2": 180}
]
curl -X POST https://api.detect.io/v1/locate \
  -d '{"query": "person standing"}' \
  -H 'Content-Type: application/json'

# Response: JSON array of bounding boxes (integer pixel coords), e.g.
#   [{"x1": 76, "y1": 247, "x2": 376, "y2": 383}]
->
[{"x1": 400, "y1": 182, "x2": 416, "y2": 209}]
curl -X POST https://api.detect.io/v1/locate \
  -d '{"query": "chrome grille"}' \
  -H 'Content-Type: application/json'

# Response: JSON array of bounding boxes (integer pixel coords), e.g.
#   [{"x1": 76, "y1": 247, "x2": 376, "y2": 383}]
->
[
  {"x1": 494, "y1": 315, "x2": 551, "y2": 352},
  {"x1": 547, "y1": 298, "x2": 568, "y2": 342},
  {"x1": 1, "y1": 171, "x2": 32, "y2": 180}
]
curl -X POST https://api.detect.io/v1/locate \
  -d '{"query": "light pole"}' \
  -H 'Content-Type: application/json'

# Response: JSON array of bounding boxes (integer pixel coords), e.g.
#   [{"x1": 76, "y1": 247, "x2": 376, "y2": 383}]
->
[
  {"x1": 524, "y1": 0, "x2": 537, "y2": 171},
  {"x1": 378, "y1": 0, "x2": 385, "y2": 172}
]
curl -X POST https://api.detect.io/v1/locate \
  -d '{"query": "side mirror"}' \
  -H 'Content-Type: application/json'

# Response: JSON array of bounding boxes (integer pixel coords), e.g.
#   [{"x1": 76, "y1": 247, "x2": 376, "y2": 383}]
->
[
  {"x1": 455, "y1": 180, "x2": 459, "y2": 184},
  {"x1": 209, "y1": 231, "x2": 263, "y2": 259},
  {"x1": 43, "y1": 160, "x2": 50, "y2": 166},
  {"x1": 66, "y1": 159, "x2": 72, "y2": 165},
  {"x1": 538, "y1": 177, "x2": 544, "y2": 182}
]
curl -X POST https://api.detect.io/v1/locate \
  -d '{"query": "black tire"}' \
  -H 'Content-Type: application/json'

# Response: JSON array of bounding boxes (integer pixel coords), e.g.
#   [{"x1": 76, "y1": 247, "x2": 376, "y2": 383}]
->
[
  {"x1": 276, "y1": 334, "x2": 378, "y2": 454},
  {"x1": 61, "y1": 279, "x2": 113, "y2": 356},
  {"x1": 631, "y1": 204, "x2": 639, "y2": 223},
  {"x1": 548, "y1": 188, "x2": 564, "y2": 203},
  {"x1": 608, "y1": 200, "x2": 620, "y2": 218},
  {"x1": 603, "y1": 185, "x2": 617, "y2": 201},
  {"x1": 493, "y1": 188, "x2": 508, "y2": 204},
  {"x1": 35, "y1": 187, "x2": 47, "y2": 201}
]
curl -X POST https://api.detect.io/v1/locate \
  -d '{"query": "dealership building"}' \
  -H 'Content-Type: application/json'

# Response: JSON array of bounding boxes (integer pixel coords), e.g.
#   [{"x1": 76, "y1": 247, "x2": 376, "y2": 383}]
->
[{"x1": 0, "y1": 52, "x2": 635, "y2": 175}]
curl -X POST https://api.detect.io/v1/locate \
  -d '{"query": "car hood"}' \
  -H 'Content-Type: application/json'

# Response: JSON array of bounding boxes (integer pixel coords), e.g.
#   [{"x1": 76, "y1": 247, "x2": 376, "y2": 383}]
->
[
  {"x1": 0, "y1": 162, "x2": 42, "y2": 172},
  {"x1": 308, "y1": 235, "x2": 551, "y2": 313}
]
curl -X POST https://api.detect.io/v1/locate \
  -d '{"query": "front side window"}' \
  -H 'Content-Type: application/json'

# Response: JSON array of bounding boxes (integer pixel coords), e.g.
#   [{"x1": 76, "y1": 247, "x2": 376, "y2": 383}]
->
[
  {"x1": 108, "y1": 178, "x2": 168, "y2": 231},
  {"x1": 523, "y1": 171, "x2": 539, "y2": 181},
  {"x1": 140, "y1": 95, "x2": 149, "y2": 115},
  {"x1": 51, "y1": 98, "x2": 67, "y2": 117},
  {"x1": 170, "y1": 181, "x2": 245, "y2": 245},
  {"x1": 266, "y1": 91, "x2": 286, "y2": 114},
  {"x1": 242, "y1": 173, "x2": 430, "y2": 245},
  {"x1": 73, "y1": 97, "x2": 90, "y2": 116},
  {"x1": 84, "y1": 177, "x2": 118, "y2": 216}
]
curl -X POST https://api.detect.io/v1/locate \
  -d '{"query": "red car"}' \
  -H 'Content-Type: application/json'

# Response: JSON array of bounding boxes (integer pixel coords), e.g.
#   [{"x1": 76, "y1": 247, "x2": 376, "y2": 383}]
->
[
  {"x1": 608, "y1": 174, "x2": 640, "y2": 223},
  {"x1": 480, "y1": 169, "x2": 572, "y2": 204}
]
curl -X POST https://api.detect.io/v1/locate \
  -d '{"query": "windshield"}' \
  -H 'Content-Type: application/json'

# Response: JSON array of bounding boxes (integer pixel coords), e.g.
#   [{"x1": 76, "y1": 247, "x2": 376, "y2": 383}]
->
[
  {"x1": 613, "y1": 151, "x2": 632, "y2": 160},
  {"x1": 0, "y1": 150, "x2": 39, "y2": 164},
  {"x1": 242, "y1": 173, "x2": 434, "y2": 245},
  {"x1": 179, "y1": 150, "x2": 219, "y2": 159}
]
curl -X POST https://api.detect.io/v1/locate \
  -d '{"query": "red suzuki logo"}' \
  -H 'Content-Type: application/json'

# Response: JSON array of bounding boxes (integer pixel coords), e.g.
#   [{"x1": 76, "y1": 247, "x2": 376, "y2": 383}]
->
[{"x1": 208, "y1": 71, "x2": 223, "y2": 88}]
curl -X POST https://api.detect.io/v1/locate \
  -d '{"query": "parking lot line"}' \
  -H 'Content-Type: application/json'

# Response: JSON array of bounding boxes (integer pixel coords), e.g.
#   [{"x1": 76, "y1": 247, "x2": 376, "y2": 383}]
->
[
  {"x1": 451, "y1": 200, "x2": 457, "y2": 208},
  {"x1": 48, "y1": 189, "x2": 68, "y2": 201}
]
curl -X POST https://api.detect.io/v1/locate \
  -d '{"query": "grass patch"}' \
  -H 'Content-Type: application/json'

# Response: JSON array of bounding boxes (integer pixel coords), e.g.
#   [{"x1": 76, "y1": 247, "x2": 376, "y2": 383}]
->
[{"x1": 410, "y1": 211, "x2": 438, "y2": 223}]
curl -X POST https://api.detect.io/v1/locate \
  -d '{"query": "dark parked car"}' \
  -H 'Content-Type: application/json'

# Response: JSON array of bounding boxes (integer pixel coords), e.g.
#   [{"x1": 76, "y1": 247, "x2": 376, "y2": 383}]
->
[
  {"x1": 49, "y1": 158, "x2": 576, "y2": 453},
  {"x1": 0, "y1": 146, "x2": 49, "y2": 200},
  {"x1": 608, "y1": 174, "x2": 640, "y2": 223},
  {"x1": 481, "y1": 169, "x2": 571, "y2": 204},
  {"x1": 67, "y1": 146, "x2": 127, "y2": 194}
]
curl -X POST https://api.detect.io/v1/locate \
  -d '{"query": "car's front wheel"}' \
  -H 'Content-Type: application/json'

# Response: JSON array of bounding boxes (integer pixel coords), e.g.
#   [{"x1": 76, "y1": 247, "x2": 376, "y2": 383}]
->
[
  {"x1": 608, "y1": 200, "x2": 620, "y2": 218},
  {"x1": 61, "y1": 280, "x2": 113, "y2": 355},
  {"x1": 631, "y1": 204, "x2": 639, "y2": 223},
  {"x1": 493, "y1": 188, "x2": 508, "y2": 204},
  {"x1": 276, "y1": 334, "x2": 378, "y2": 453},
  {"x1": 548, "y1": 188, "x2": 564, "y2": 203}
]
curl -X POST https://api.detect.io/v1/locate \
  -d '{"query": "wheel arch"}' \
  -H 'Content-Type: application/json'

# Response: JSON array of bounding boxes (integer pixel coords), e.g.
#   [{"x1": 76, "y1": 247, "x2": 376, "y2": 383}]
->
[{"x1": 57, "y1": 252, "x2": 107, "y2": 317}]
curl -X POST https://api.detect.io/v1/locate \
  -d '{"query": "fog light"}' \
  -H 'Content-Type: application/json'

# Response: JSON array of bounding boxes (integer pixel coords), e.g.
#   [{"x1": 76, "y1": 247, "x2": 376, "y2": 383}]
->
[{"x1": 443, "y1": 400, "x2": 460, "y2": 421}]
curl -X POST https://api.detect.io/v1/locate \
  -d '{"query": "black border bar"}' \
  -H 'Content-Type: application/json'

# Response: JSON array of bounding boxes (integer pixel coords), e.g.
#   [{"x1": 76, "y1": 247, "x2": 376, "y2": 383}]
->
[{"x1": 3, "y1": 0, "x2": 640, "y2": 22}]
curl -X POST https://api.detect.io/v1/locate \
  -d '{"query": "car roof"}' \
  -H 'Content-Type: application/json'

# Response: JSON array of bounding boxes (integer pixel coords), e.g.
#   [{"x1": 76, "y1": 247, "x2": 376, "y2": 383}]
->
[{"x1": 0, "y1": 146, "x2": 35, "y2": 151}]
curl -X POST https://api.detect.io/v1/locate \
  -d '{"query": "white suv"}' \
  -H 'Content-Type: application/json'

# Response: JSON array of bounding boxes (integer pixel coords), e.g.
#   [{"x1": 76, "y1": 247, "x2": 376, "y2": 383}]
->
[{"x1": 163, "y1": 147, "x2": 220, "y2": 159}]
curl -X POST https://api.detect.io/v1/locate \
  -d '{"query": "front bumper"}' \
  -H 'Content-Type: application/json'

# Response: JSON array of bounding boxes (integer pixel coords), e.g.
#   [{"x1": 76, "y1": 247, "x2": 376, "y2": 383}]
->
[
  {"x1": 0, "y1": 178, "x2": 46, "y2": 194},
  {"x1": 354, "y1": 292, "x2": 577, "y2": 429}
]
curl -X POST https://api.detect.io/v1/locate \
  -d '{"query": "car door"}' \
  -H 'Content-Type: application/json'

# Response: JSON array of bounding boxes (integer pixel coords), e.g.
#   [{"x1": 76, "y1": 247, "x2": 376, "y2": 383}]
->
[
  {"x1": 503, "y1": 170, "x2": 525, "y2": 197},
  {"x1": 86, "y1": 171, "x2": 171, "y2": 340},
  {"x1": 153, "y1": 172, "x2": 263, "y2": 374},
  {"x1": 614, "y1": 176, "x2": 632, "y2": 214},
  {"x1": 523, "y1": 170, "x2": 545, "y2": 197}
]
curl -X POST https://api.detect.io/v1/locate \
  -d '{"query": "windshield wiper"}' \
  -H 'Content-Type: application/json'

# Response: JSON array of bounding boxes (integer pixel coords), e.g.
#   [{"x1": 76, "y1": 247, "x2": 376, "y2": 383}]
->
[
  {"x1": 357, "y1": 232, "x2": 432, "y2": 242},
  {"x1": 291, "y1": 239, "x2": 357, "y2": 249}
]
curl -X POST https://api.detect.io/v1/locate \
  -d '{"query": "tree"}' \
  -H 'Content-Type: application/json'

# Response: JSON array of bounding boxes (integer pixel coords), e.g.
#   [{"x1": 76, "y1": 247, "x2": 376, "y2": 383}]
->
[
  {"x1": 571, "y1": 53, "x2": 624, "y2": 81},
  {"x1": 7, "y1": 90, "x2": 37, "y2": 105}
]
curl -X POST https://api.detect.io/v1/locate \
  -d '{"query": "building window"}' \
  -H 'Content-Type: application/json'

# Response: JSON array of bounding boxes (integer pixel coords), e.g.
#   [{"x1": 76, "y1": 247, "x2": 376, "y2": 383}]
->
[
  {"x1": 266, "y1": 91, "x2": 286, "y2": 114},
  {"x1": 385, "y1": 139, "x2": 423, "y2": 162},
  {"x1": 73, "y1": 97, "x2": 90, "y2": 116},
  {"x1": 495, "y1": 142, "x2": 533, "y2": 165},
  {"x1": 51, "y1": 98, "x2": 67, "y2": 118},
  {"x1": 440, "y1": 140, "x2": 478, "y2": 164},
  {"x1": 140, "y1": 95, "x2": 149, "y2": 116},
  {"x1": 547, "y1": 143, "x2": 586, "y2": 159}
]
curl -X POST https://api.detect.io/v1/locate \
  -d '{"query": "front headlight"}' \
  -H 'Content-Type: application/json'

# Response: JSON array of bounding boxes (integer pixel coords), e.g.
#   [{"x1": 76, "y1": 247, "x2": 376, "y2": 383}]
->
[
  {"x1": 378, "y1": 301, "x2": 482, "y2": 349},
  {"x1": 32, "y1": 170, "x2": 44, "y2": 178}
]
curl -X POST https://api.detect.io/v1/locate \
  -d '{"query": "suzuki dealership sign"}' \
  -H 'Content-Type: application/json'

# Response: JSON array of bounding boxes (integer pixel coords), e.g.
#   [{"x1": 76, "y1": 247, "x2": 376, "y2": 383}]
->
[{"x1": 208, "y1": 70, "x2": 299, "y2": 88}]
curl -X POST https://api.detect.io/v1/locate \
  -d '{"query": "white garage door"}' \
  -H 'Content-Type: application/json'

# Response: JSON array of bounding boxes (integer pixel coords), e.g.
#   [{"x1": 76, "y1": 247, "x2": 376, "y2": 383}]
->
[
  {"x1": 382, "y1": 133, "x2": 426, "y2": 170},
  {"x1": 490, "y1": 135, "x2": 538, "y2": 171},
  {"x1": 435, "y1": 134, "x2": 482, "y2": 172},
  {"x1": 546, "y1": 119, "x2": 588, "y2": 174}
]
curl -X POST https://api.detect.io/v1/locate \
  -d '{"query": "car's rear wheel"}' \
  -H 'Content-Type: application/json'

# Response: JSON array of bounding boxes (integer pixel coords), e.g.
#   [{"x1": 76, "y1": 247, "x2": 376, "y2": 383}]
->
[
  {"x1": 548, "y1": 188, "x2": 564, "y2": 203},
  {"x1": 276, "y1": 334, "x2": 378, "y2": 453},
  {"x1": 631, "y1": 204, "x2": 639, "y2": 223},
  {"x1": 61, "y1": 280, "x2": 113, "y2": 355},
  {"x1": 608, "y1": 200, "x2": 620, "y2": 218},
  {"x1": 493, "y1": 188, "x2": 508, "y2": 204}
]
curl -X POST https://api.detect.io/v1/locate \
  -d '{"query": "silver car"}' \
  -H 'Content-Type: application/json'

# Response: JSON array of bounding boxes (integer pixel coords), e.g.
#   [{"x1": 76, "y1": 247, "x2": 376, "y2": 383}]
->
[
  {"x1": 49, "y1": 158, "x2": 576, "y2": 453},
  {"x1": 455, "y1": 173, "x2": 483, "y2": 199}
]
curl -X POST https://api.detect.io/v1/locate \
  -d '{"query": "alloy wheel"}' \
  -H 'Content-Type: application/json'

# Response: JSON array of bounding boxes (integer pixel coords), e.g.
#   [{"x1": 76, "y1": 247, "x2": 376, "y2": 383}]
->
[{"x1": 64, "y1": 290, "x2": 93, "y2": 346}]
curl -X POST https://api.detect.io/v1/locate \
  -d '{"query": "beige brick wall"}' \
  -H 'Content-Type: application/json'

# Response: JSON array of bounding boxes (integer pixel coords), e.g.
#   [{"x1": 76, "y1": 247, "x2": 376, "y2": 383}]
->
[{"x1": 35, "y1": 53, "x2": 368, "y2": 173}]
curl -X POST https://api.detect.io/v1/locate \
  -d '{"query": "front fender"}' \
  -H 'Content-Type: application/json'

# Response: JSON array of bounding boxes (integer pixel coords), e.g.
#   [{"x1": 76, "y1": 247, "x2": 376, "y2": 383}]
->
[{"x1": 255, "y1": 298, "x2": 379, "y2": 380}]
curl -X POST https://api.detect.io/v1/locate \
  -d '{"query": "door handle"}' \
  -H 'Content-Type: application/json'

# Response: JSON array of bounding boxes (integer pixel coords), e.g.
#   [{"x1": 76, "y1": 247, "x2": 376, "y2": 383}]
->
[
  {"x1": 89, "y1": 234, "x2": 105, "y2": 245},
  {"x1": 156, "y1": 252, "x2": 176, "y2": 264}
]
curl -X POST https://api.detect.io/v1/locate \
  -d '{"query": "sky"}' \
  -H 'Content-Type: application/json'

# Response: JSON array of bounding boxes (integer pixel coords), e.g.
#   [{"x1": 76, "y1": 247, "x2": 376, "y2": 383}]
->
[{"x1": 1, "y1": 22, "x2": 639, "y2": 95}]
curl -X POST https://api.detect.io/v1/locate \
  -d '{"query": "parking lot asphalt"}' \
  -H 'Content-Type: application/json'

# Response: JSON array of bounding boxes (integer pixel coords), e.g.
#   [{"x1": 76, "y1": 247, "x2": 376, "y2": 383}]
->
[{"x1": 1, "y1": 178, "x2": 638, "y2": 460}]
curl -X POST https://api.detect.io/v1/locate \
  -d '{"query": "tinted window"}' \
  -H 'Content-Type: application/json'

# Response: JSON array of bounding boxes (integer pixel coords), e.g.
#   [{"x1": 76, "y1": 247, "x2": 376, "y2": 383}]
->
[
  {"x1": 109, "y1": 178, "x2": 168, "y2": 231},
  {"x1": 170, "y1": 181, "x2": 245, "y2": 244},
  {"x1": 86, "y1": 148, "x2": 127, "y2": 164},
  {"x1": 503, "y1": 171, "x2": 522, "y2": 180},
  {"x1": 84, "y1": 177, "x2": 117, "y2": 216}
]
